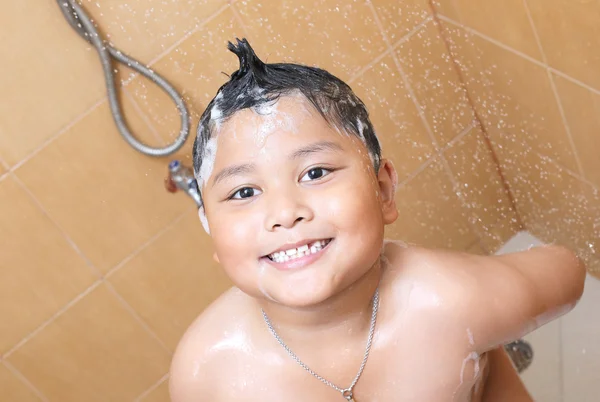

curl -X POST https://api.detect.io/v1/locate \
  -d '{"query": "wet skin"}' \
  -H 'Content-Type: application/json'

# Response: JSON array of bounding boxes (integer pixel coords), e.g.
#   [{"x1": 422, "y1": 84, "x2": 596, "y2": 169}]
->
[{"x1": 170, "y1": 96, "x2": 586, "y2": 402}]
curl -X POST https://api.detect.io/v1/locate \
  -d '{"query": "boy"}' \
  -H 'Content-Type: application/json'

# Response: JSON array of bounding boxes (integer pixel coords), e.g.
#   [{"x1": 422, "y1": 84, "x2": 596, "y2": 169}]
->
[{"x1": 169, "y1": 38, "x2": 586, "y2": 401}]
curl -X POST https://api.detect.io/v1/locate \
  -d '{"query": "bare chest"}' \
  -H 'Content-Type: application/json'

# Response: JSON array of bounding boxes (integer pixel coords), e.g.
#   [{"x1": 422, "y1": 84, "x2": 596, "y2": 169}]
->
[{"x1": 224, "y1": 339, "x2": 490, "y2": 402}]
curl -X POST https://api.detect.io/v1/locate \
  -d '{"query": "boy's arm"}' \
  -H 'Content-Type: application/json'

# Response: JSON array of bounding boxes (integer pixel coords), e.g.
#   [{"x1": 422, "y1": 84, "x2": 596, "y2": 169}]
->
[
  {"x1": 169, "y1": 343, "x2": 216, "y2": 402},
  {"x1": 481, "y1": 347, "x2": 533, "y2": 402},
  {"x1": 169, "y1": 323, "x2": 222, "y2": 402},
  {"x1": 453, "y1": 244, "x2": 586, "y2": 351}
]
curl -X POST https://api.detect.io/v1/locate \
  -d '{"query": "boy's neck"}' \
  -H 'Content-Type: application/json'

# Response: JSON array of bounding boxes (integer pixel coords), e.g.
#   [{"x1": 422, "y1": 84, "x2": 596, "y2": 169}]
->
[{"x1": 257, "y1": 259, "x2": 383, "y2": 342}]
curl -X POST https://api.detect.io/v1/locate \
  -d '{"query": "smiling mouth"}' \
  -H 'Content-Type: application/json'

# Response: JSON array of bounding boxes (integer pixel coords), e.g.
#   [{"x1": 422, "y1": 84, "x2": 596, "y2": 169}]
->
[{"x1": 265, "y1": 238, "x2": 333, "y2": 263}]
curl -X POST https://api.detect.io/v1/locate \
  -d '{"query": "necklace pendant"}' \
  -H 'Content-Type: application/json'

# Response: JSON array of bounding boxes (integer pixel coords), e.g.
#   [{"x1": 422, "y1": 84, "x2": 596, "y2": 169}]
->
[{"x1": 342, "y1": 389, "x2": 355, "y2": 401}]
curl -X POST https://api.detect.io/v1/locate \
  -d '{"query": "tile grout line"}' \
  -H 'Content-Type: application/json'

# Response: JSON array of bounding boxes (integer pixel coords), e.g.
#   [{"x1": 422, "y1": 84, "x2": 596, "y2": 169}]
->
[
  {"x1": 390, "y1": 15, "x2": 435, "y2": 51},
  {"x1": 5, "y1": 3, "x2": 231, "y2": 173},
  {"x1": 522, "y1": 0, "x2": 586, "y2": 179},
  {"x1": 396, "y1": 156, "x2": 438, "y2": 190},
  {"x1": 437, "y1": 15, "x2": 546, "y2": 69},
  {"x1": 437, "y1": 13, "x2": 600, "y2": 97},
  {"x1": 6, "y1": 175, "x2": 187, "y2": 359},
  {"x1": 10, "y1": 97, "x2": 107, "y2": 173},
  {"x1": 2, "y1": 0, "x2": 227, "y2": 365},
  {"x1": 431, "y1": 11, "x2": 527, "y2": 246},
  {"x1": 545, "y1": 70, "x2": 586, "y2": 177},
  {"x1": 396, "y1": 122, "x2": 476, "y2": 189},
  {"x1": 10, "y1": 174, "x2": 104, "y2": 279},
  {"x1": 105, "y1": 207, "x2": 192, "y2": 279},
  {"x1": 369, "y1": 5, "x2": 490, "y2": 249},
  {"x1": 549, "y1": 68, "x2": 600, "y2": 96},
  {"x1": 535, "y1": 151, "x2": 600, "y2": 193},
  {"x1": 121, "y1": 3, "x2": 232, "y2": 87},
  {"x1": 346, "y1": 16, "x2": 433, "y2": 86},
  {"x1": 364, "y1": 3, "x2": 442, "y2": 192},
  {"x1": 230, "y1": 1, "x2": 251, "y2": 39},
  {"x1": 122, "y1": 87, "x2": 167, "y2": 146},
  {"x1": 2, "y1": 360, "x2": 49, "y2": 402},
  {"x1": 347, "y1": 47, "x2": 392, "y2": 85},
  {"x1": 521, "y1": 0, "x2": 549, "y2": 65},
  {"x1": 134, "y1": 373, "x2": 170, "y2": 402},
  {"x1": 104, "y1": 282, "x2": 173, "y2": 354},
  {"x1": 442, "y1": 121, "x2": 477, "y2": 151},
  {"x1": 2, "y1": 281, "x2": 103, "y2": 359}
]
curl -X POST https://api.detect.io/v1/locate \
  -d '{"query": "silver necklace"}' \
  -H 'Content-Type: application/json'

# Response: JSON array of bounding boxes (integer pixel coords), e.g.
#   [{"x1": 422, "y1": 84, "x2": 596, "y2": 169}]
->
[{"x1": 261, "y1": 288, "x2": 379, "y2": 401}]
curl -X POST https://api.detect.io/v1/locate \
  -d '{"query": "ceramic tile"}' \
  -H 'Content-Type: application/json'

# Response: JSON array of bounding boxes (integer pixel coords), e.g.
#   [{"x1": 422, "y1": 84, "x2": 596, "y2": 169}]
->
[
  {"x1": 527, "y1": 0, "x2": 600, "y2": 90},
  {"x1": 351, "y1": 55, "x2": 436, "y2": 182},
  {"x1": 370, "y1": 0, "x2": 432, "y2": 44},
  {"x1": 0, "y1": 176, "x2": 97, "y2": 354},
  {"x1": 109, "y1": 209, "x2": 231, "y2": 350},
  {"x1": 441, "y1": 0, "x2": 542, "y2": 60},
  {"x1": 14, "y1": 99, "x2": 190, "y2": 273},
  {"x1": 552, "y1": 74, "x2": 600, "y2": 189},
  {"x1": 442, "y1": 24, "x2": 580, "y2": 173},
  {"x1": 125, "y1": 7, "x2": 242, "y2": 167},
  {"x1": 430, "y1": 0, "x2": 461, "y2": 21},
  {"x1": 7, "y1": 284, "x2": 171, "y2": 402},
  {"x1": 521, "y1": 318, "x2": 562, "y2": 402},
  {"x1": 386, "y1": 158, "x2": 479, "y2": 251},
  {"x1": 139, "y1": 378, "x2": 171, "y2": 402},
  {"x1": 478, "y1": 212, "x2": 522, "y2": 255},
  {"x1": 466, "y1": 241, "x2": 487, "y2": 255},
  {"x1": 77, "y1": 0, "x2": 227, "y2": 67},
  {"x1": 444, "y1": 125, "x2": 518, "y2": 240},
  {"x1": 0, "y1": 363, "x2": 42, "y2": 402},
  {"x1": 501, "y1": 151, "x2": 600, "y2": 269},
  {"x1": 561, "y1": 274, "x2": 600, "y2": 402},
  {"x1": 234, "y1": 0, "x2": 387, "y2": 81},
  {"x1": 395, "y1": 21, "x2": 475, "y2": 147},
  {"x1": 0, "y1": 0, "x2": 107, "y2": 166}
]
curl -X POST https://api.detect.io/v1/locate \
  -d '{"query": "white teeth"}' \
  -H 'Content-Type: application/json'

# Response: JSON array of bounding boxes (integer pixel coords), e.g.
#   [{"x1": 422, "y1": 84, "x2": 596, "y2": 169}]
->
[{"x1": 268, "y1": 239, "x2": 331, "y2": 263}]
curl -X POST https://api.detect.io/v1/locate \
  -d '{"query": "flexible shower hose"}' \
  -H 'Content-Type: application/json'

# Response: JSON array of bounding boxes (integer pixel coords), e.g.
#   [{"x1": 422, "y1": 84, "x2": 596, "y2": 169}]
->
[{"x1": 57, "y1": 0, "x2": 190, "y2": 157}]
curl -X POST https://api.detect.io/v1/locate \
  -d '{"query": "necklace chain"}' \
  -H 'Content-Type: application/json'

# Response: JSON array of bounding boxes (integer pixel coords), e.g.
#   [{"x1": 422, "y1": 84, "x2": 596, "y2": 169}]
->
[{"x1": 261, "y1": 288, "x2": 379, "y2": 400}]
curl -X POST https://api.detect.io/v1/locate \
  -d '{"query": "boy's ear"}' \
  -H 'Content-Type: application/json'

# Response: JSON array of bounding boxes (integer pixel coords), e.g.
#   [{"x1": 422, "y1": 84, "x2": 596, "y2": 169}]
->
[{"x1": 377, "y1": 158, "x2": 398, "y2": 225}]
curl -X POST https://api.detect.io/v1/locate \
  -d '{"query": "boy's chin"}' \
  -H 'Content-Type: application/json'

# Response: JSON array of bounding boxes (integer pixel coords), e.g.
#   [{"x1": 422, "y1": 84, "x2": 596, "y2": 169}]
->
[{"x1": 259, "y1": 282, "x2": 341, "y2": 309}]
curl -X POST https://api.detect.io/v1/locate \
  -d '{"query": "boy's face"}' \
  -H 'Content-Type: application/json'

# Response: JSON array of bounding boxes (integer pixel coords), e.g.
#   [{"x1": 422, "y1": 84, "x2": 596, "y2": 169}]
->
[{"x1": 201, "y1": 95, "x2": 398, "y2": 307}]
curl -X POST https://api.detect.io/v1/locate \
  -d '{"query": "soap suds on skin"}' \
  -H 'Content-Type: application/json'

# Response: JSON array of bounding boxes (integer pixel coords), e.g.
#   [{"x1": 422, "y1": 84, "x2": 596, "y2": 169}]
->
[
  {"x1": 459, "y1": 351, "x2": 480, "y2": 385},
  {"x1": 258, "y1": 265, "x2": 276, "y2": 302},
  {"x1": 250, "y1": 95, "x2": 309, "y2": 148},
  {"x1": 198, "y1": 207, "x2": 210, "y2": 234},
  {"x1": 453, "y1": 329, "x2": 481, "y2": 401},
  {"x1": 467, "y1": 328, "x2": 475, "y2": 346},
  {"x1": 197, "y1": 136, "x2": 218, "y2": 191}
]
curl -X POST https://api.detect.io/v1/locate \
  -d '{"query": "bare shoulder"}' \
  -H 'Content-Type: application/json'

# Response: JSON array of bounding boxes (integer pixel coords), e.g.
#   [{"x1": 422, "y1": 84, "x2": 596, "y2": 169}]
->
[
  {"x1": 169, "y1": 288, "x2": 257, "y2": 402},
  {"x1": 382, "y1": 239, "x2": 586, "y2": 351}
]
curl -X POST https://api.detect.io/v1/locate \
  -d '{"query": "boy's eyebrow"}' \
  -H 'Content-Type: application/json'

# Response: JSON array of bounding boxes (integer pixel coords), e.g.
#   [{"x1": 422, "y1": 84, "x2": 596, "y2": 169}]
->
[
  {"x1": 211, "y1": 141, "x2": 343, "y2": 188},
  {"x1": 290, "y1": 140, "x2": 343, "y2": 160},
  {"x1": 211, "y1": 163, "x2": 256, "y2": 188}
]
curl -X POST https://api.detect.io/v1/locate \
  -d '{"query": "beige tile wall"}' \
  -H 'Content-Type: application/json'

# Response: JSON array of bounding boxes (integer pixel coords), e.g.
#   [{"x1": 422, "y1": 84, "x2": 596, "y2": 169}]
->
[
  {"x1": 0, "y1": 0, "x2": 538, "y2": 400},
  {"x1": 433, "y1": 0, "x2": 600, "y2": 276}
]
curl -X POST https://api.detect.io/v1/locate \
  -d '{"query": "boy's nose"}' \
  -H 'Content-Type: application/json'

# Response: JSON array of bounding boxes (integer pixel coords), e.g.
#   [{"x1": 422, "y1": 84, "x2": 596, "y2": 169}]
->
[{"x1": 264, "y1": 190, "x2": 314, "y2": 231}]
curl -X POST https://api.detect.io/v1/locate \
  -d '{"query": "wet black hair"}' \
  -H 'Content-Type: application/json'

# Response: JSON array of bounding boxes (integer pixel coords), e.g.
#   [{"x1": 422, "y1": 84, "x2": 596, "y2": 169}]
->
[{"x1": 192, "y1": 38, "x2": 381, "y2": 207}]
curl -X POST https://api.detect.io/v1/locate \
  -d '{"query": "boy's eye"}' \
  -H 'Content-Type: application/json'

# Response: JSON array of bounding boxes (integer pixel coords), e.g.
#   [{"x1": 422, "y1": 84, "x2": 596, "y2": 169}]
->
[
  {"x1": 300, "y1": 167, "x2": 332, "y2": 182},
  {"x1": 230, "y1": 187, "x2": 262, "y2": 200}
]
